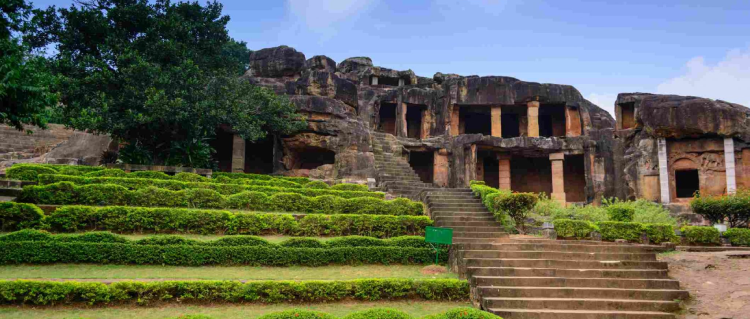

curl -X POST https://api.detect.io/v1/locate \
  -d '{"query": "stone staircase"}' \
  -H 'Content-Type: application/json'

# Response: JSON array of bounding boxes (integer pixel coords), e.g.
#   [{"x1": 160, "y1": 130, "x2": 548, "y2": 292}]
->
[
  {"x1": 370, "y1": 131, "x2": 433, "y2": 199},
  {"x1": 0, "y1": 179, "x2": 23, "y2": 201}
]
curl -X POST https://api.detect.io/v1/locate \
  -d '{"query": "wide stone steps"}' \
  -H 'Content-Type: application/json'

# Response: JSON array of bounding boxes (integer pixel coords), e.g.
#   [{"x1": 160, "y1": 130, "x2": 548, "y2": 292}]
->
[
  {"x1": 487, "y1": 308, "x2": 676, "y2": 319},
  {"x1": 482, "y1": 297, "x2": 680, "y2": 313},
  {"x1": 477, "y1": 286, "x2": 688, "y2": 301},
  {"x1": 467, "y1": 267, "x2": 669, "y2": 279},
  {"x1": 434, "y1": 216, "x2": 496, "y2": 223},
  {"x1": 465, "y1": 258, "x2": 669, "y2": 270},
  {"x1": 486, "y1": 243, "x2": 666, "y2": 253},
  {"x1": 472, "y1": 276, "x2": 680, "y2": 290},
  {"x1": 436, "y1": 221, "x2": 503, "y2": 227},
  {"x1": 453, "y1": 232, "x2": 508, "y2": 239},
  {"x1": 454, "y1": 237, "x2": 509, "y2": 244},
  {"x1": 463, "y1": 251, "x2": 657, "y2": 261}
]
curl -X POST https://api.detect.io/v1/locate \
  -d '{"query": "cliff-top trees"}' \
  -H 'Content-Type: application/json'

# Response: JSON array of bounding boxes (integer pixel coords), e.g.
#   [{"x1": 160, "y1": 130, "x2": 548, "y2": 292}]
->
[{"x1": 29, "y1": 0, "x2": 305, "y2": 167}]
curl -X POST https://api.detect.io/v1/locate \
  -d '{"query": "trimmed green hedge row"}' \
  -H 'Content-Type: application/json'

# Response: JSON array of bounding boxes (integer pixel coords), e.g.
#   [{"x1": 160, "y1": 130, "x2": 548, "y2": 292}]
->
[
  {"x1": 37, "y1": 206, "x2": 432, "y2": 237},
  {"x1": 18, "y1": 183, "x2": 422, "y2": 215},
  {"x1": 0, "y1": 241, "x2": 443, "y2": 266},
  {"x1": 554, "y1": 219, "x2": 678, "y2": 244},
  {"x1": 0, "y1": 230, "x2": 433, "y2": 250},
  {"x1": 680, "y1": 226, "x2": 721, "y2": 245},
  {"x1": 0, "y1": 202, "x2": 45, "y2": 231},
  {"x1": 213, "y1": 171, "x2": 310, "y2": 185},
  {"x1": 0, "y1": 279, "x2": 468, "y2": 305},
  {"x1": 724, "y1": 228, "x2": 750, "y2": 246},
  {"x1": 39, "y1": 174, "x2": 303, "y2": 191},
  {"x1": 5, "y1": 164, "x2": 104, "y2": 181}
]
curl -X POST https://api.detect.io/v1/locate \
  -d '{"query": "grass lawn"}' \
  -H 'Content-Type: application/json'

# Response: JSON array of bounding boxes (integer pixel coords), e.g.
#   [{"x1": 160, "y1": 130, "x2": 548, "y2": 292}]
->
[
  {"x1": 0, "y1": 264, "x2": 456, "y2": 280},
  {"x1": 0, "y1": 301, "x2": 472, "y2": 319},
  {"x1": 114, "y1": 234, "x2": 343, "y2": 243}
]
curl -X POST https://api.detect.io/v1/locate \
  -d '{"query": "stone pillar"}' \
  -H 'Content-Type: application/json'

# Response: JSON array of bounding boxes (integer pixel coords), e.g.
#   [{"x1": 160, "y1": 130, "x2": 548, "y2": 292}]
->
[
  {"x1": 451, "y1": 105, "x2": 460, "y2": 137},
  {"x1": 398, "y1": 78, "x2": 405, "y2": 87},
  {"x1": 491, "y1": 106, "x2": 502, "y2": 137},
  {"x1": 371, "y1": 76, "x2": 379, "y2": 85},
  {"x1": 231, "y1": 134, "x2": 245, "y2": 173},
  {"x1": 527, "y1": 101, "x2": 540, "y2": 137},
  {"x1": 498, "y1": 154, "x2": 511, "y2": 190},
  {"x1": 397, "y1": 102, "x2": 407, "y2": 137},
  {"x1": 434, "y1": 149, "x2": 449, "y2": 187},
  {"x1": 725, "y1": 137, "x2": 737, "y2": 195},
  {"x1": 476, "y1": 156, "x2": 485, "y2": 182},
  {"x1": 550, "y1": 152, "x2": 566, "y2": 204},
  {"x1": 657, "y1": 138, "x2": 670, "y2": 204},
  {"x1": 464, "y1": 144, "x2": 477, "y2": 186}
]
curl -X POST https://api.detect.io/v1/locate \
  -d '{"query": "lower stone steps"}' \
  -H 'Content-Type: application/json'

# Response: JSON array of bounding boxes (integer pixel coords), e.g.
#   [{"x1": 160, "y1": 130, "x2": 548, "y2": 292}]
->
[
  {"x1": 465, "y1": 258, "x2": 669, "y2": 270},
  {"x1": 463, "y1": 250, "x2": 658, "y2": 261},
  {"x1": 467, "y1": 267, "x2": 670, "y2": 279},
  {"x1": 472, "y1": 276, "x2": 681, "y2": 290},
  {"x1": 477, "y1": 286, "x2": 688, "y2": 301},
  {"x1": 487, "y1": 308, "x2": 676, "y2": 319},
  {"x1": 482, "y1": 297, "x2": 680, "y2": 313}
]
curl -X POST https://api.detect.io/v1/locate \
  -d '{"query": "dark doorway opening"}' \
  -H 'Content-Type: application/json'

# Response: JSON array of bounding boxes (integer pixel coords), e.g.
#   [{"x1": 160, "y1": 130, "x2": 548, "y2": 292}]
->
[
  {"x1": 539, "y1": 104, "x2": 566, "y2": 137},
  {"x1": 621, "y1": 103, "x2": 636, "y2": 129},
  {"x1": 210, "y1": 129, "x2": 234, "y2": 172},
  {"x1": 406, "y1": 105, "x2": 424, "y2": 139},
  {"x1": 296, "y1": 147, "x2": 336, "y2": 170},
  {"x1": 378, "y1": 103, "x2": 397, "y2": 135},
  {"x1": 510, "y1": 156, "x2": 552, "y2": 196},
  {"x1": 245, "y1": 137, "x2": 275, "y2": 174},
  {"x1": 502, "y1": 114, "x2": 520, "y2": 138},
  {"x1": 675, "y1": 169, "x2": 700, "y2": 198},
  {"x1": 409, "y1": 151, "x2": 434, "y2": 184},
  {"x1": 379, "y1": 77, "x2": 401, "y2": 86},
  {"x1": 460, "y1": 106, "x2": 491, "y2": 135},
  {"x1": 564, "y1": 154, "x2": 587, "y2": 202},
  {"x1": 481, "y1": 153, "x2": 499, "y2": 189}
]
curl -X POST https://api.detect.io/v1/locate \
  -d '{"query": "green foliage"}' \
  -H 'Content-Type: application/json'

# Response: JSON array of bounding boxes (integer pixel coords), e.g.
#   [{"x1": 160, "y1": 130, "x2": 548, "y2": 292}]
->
[
  {"x1": 175, "y1": 172, "x2": 208, "y2": 183},
  {"x1": 304, "y1": 181, "x2": 330, "y2": 189},
  {"x1": 6, "y1": 164, "x2": 57, "y2": 181},
  {"x1": 30, "y1": 0, "x2": 305, "y2": 167},
  {"x1": 643, "y1": 224, "x2": 678, "y2": 244},
  {"x1": 691, "y1": 191, "x2": 750, "y2": 228},
  {"x1": 596, "y1": 221, "x2": 643, "y2": 242},
  {"x1": 40, "y1": 205, "x2": 432, "y2": 237},
  {"x1": 680, "y1": 226, "x2": 721, "y2": 245},
  {"x1": 331, "y1": 184, "x2": 368, "y2": 192},
  {"x1": 495, "y1": 192, "x2": 538, "y2": 233},
  {"x1": 723, "y1": 228, "x2": 750, "y2": 246},
  {"x1": 553, "y1": 219, "x2": 598, "y2": 238},
  {"x1": 279, "y1": 237, "x2": 327, "y2": 248},
  {"x1": 209, "y1": 236, "x2": 273, "y2": 247},
  {"x1": 342, "y1": 309, "x2": 413, "y2": 319},
  {"x1": 259, "y1": 310, "x2": 337, "y2": 319},
  {"x1": 0, "y1": 202, "x2": 45, "y2": 231},
  {"x1": 0, "y1": 279, "x2": 467, "y2": 305},
  {"x1": 129, "y1": 171, "x2": 172, "y2": 180},
  {"x1": 422, "y1": 308, "x2": 501, "y2": 319},
  {"x1": 85, "y1": 169, "x2": 127, "y2": 177},
  {"x1": 605, "y1": 203, "x2": 635, "y2": 222},
  {"x1": 0, "y1": 0, "x2": 58, "y2": 130}
]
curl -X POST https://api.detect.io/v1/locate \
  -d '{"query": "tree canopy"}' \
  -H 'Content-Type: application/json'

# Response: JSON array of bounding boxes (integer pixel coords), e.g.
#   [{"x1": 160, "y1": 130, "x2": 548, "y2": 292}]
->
[
  {"x1": 0, "y1": 0, "x2": 58, "y2": 131},
  {"x1": 29, "y1": 0, "x2": 305, "y2": 167}
]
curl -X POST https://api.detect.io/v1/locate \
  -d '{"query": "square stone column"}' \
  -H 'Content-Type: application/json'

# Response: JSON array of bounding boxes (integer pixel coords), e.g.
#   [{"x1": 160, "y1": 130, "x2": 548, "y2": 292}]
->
[
  {"x1": 398, "y1": 78, "x2": 405, "y2": 86},
  {"x1": 231, "y1": 134, "x2": 245, "y2": 173},
  {"x1": 476, "y1": 156, "x2": 485, "y2": 182},
  {"x1": 434, "y1": 149, "x2": 449, "y2": 187},
  {"x1": 397, "y1": 102, "x2": 407, "y2": 137},
  {"x1": 498, "y1": 154, "x2": 511, "y2": 190},
  {"x1": 725, "y1": 137, "x2": 737, "y2": 194},
  {"x1": 527, "y1": 101, "x2": 540, "y2": 137},
  {"x1": 657, "y1": 138, "x2": 670, "y2": 204},
  {"x1": 550, "y1": 152, "x2": 566, "y2": 204},
  {"x1": 491, "y1": 106, "x2": 502, "y2": 137},
  {"x1": 451, "y1": 105, "x2": 460, "y2": 137},
  {"x1": 371, "y1": 76, "x2": 379, "y2": 85}
]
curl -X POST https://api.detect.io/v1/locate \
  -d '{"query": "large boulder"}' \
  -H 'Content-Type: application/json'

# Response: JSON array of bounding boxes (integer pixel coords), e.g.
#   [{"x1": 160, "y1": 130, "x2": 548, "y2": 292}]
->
[
  {"x1": 303, "y1": 55, "x2": 336, "y2": 73},
  {"x1": 247, "y1": 45, "x2": 305, "y2": 78},
  {"x1": 337, "y1": 57, "x2": 373, "y2": 73},
  {"x1": 289, "y1": 95, "x2": 355, "y2": 119},
  {"x1": 287, "y1": 71, "x2": 358, "y2": 108}
]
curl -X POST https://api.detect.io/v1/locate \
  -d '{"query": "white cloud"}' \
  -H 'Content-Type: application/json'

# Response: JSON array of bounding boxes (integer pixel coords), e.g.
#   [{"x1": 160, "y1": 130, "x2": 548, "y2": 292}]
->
[
  {"x1": 285, "y1": 0, "x2": 378, "y2": 32},
  {"x1": 657, "y1": 48, "x2": 750, "y2": 107},
  {"x1": 586, "y1": 93, "x2": 617, "y2": 116}
]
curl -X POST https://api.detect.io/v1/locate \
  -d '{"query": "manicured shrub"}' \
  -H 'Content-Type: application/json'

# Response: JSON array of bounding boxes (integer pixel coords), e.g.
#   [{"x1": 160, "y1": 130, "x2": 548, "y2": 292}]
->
[
  {"x1": 342, "y1": 308, "x2": 412, "y2": 319},
  {"x1": 77, "y1": 184, "x2": 131, "y2": 206},
  {"x1": 331, "y1": 183, "x2": 368, "y2": 192},
  {"x1": 185, "y1": 189, "x2": 226, "y2": 209},
  {"x1": 554, "y1": 219, "x2": 598, "y2": 238},
  {"x1": 135, "y1": 235, "x2": 202, "y2": 246},
  {"x1": 259, "y1": 310, "x2": 337, "y2": 319},
  {"x1": 226, "y1": 191, "x2": 271, "y2": 210},
  {"x1": 0, "y1": 202, "x2": 45, "y2": 231},
  {"x1": 304, "y1": 181, "x2": 330, "y2": 189},
  {"x1": 680, "y1": 226, "x2": 721, "y2": 245},
  {"x1": 58, "y1": 167, "x2": 85, "y2": 176},
  {"x1": 0, "y1": 279, "x2": 467, "y2": 306},
  {"x1": 175, "y1": 172, "x2": 208, "y2": 182},
  {"x1": 133, "y1": 186, "x2": 189, "y2": 207},
  {"x1": 327, "y1": 235, "x2": 385, "y2": 247},
  {"x1": 208, "y1": 236, "x2": 273, "y2": 247},
  {"x1": 423, "y1": 308, "x2": 501, "y2": 319},
  {"x1": 385, "y1": 236, "x2": 430, "y2": 249},
  {"x1": 6, "y1": 164, "x2": 58, "y2": 181},
  {"x1": 605, "y1": 203, "x2": 635, "y2": 222},
  {"x1": 84, "y1": 169, "x2": 127, "y2": 177},
  {"x1": 724, "y1": 228, "x2": 750, "y2": 246},
  {"x1": 279, "y1": 237, "x2": 327, "y2": 248},
  {"x1": 311, "y1": 195, "x2": 345, "y2": 214},
  {"x1": 643, "y1": 224, "x2": 678, "y2": 244},
  {"x1": 270, "y1": 193, "x2": 313, "y2": 212},
  {"x1": 596, "y1": 221, "x2": 643, "y2": 242},
  {"x1": 54, "y1": 231, "x2": 129, "y2": 244},
  {"x1": 495, "y1": 192, "x2": 538, "y2": 233},
  {"x1": 0, "y1": 229, "x2": 53, "y2": 242},
  {"x1": 130, "y1": 171, "x2": 172, "y2": 180},
  {"x1": 691, "y1": 191, "x2": 750, "y2": 228}
]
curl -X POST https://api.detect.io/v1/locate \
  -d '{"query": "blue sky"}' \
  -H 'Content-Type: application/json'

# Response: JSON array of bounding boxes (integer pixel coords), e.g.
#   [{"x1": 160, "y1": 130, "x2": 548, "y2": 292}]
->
[{"x1": 31, "y1": 0, "x2": 750, "y2": 115}]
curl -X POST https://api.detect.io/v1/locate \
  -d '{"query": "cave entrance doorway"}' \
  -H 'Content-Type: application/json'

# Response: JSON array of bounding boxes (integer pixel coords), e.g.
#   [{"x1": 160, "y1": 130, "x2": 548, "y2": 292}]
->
[
  {"x1": 460, "y1": 106, "x2": 491, "y2": 135},
  {"x1": 510, "y1": 156, "x2": 552, "y2": 196},
  {"x1": 295, "y1": 146, "x2": 336, "y2": 170},
  {"x1": 406, "y1": 104, "x2": 425, "y2": 139},
  {"x1": 539, "y1": 104, "x2": 566, "y2": 137},
  {"x1": 480, "y1": 151, "x2": 499, "y2": 189},
  {"x1": 675, "y1": 169, "x2": 700, "y2": 198},
  {"x1": 564, "y1": 154, "x2": 587, "y2": 202},
  {"x1": 378, "y1": 103, "x2": 397, "y2": 135},
  {"x1": 621, "y1": 103, "x2": 636, "y2": 129},
  {"x1": 501, "y1": 106, "x2": 526, "y2": 138},
  {"x1": 245, "y1": 138, "x2": 275, "y2": 174},
  {"x1": 409, "y1": 151, "x2": 434, "y2": 184}
]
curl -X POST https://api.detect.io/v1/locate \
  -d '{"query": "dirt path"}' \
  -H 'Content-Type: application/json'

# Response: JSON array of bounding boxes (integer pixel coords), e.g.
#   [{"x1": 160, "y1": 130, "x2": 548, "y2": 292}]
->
[{"x1": 659, "y1": 251, "x2": 750, "y2": 319}]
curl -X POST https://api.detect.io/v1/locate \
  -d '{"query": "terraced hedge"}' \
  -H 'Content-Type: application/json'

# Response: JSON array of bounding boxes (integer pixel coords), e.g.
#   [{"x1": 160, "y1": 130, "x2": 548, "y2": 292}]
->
[
  {"x1": 6, "y1": 164, "x2": 104, "y2": 181},
  {"x1": 0, "y1": 279, "x2": 468, "y2": 305}
]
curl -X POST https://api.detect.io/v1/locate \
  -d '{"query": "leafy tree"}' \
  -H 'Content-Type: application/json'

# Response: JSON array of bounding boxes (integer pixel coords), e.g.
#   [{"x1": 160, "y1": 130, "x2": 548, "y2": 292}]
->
[
  {"x1": 29, "y1": 0, "x2": 305, "y2": 167},
  {"x1": 0, "y1": 0, "x2": 58, "y2": 131},
  {"x1": 495, "y1": 192, "x2": 538, "y2": 234}
]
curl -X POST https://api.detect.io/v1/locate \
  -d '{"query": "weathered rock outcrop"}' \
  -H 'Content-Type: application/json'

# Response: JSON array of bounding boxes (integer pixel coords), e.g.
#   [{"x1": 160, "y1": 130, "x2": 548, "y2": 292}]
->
[
  {"x1": 288, "y1": 71, "x2": 358, "y2": 108},
  {"x1": 303, "y1": 55, "x2": 336, "y2": 73},
  {"x1": 247, "y1": 45, "x2": 305, "y2": 78}
]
